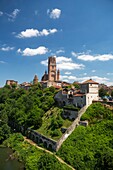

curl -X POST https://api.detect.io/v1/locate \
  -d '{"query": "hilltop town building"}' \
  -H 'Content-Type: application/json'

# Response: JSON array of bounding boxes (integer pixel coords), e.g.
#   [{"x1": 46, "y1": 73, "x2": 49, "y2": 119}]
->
[
  {"x1": 55, "y1": 79, "x2": 99, "y2": 110},
  {"x1": 20, "y1": 82, "x2": 32, "y2": 90},
  {"x1": 41, "y1": 56, "x2": 60, "y2": 82},
  {"x1": 41, "y1": 56, "x2": 61, "y2": 88},
  {"x1": 6, "y1": 80, "x2": 18, "y2": 86},
  {"x1": 33, "y1": 75, "x2": 38, "y2": 85}
]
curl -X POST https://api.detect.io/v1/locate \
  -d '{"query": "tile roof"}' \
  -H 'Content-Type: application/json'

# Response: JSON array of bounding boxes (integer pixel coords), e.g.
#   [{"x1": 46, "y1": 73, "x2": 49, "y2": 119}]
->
[
  {"x1": 82, "y1": 79, "x2": 98, "y2": 84},
  {"x1": 74, "y1": 93, "x2": 85, "y2": 97}
]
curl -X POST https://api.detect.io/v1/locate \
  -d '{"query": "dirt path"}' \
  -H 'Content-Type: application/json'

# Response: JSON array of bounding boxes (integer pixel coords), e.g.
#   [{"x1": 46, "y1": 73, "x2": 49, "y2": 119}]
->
[{"x1": 24, "y1": 137, "x2": 75, "y2": 170}]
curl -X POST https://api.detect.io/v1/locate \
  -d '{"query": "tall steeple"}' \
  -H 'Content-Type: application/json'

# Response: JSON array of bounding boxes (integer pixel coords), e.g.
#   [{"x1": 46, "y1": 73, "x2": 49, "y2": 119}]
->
[{"x1": 48, "y1": 56, "x2": 57, "y2": 81}]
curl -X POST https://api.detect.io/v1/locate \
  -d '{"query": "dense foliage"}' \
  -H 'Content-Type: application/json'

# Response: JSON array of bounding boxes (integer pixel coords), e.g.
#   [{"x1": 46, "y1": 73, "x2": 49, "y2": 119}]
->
[
  {"x1": 81, "y1": 102, "x2": 113, "y2": 124},
  {"x1": 57, "y1": 103, "x2": 113, "y2": 170},
  {"x1": 0, "y1": 84, "x2": 56, "y2": 143},
  {"x1": 99, "y1": 88, "x2": 107, "y2": 97},
  {"x1": 3, "y1": 133, "x2": 71, "y2": 170}
]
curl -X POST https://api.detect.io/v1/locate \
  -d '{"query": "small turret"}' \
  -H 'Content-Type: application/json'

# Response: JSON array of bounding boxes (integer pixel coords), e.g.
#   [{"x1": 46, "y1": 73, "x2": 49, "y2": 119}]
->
[
  {"x1": 57, "y1": 69, "x2": 60, "y2": 81},
  {"x1": 33, "y1": 75, "x2": 38, "y2": 85}
]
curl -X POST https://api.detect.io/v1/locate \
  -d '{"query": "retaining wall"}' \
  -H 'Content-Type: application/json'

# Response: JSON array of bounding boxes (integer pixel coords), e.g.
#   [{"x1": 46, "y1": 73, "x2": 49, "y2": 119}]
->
[{"x1": 55, "y1": 105, "x2": 88, "y2": 151}]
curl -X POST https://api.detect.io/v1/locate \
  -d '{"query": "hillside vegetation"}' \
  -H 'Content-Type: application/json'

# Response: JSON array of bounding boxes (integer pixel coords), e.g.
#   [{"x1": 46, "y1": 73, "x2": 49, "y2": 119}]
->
[
  {"x1": 0, "y1": 84, "x2": 72, "y2": 142},
  {"x1": 3, "y1": 133, "x2": 71, "y2": 170},
  {"x1": 37, "y1": 106, "x2": 72, "y2": 140},
  {"x1": 57, "y1": 102, "x2": 113, "y2": 170},
  {"x1": 0, "y1": 84, "x2": 55, "y2": 142},
  {"x1": 0, "y1": 84, "x2": 73, "y2": 169}
]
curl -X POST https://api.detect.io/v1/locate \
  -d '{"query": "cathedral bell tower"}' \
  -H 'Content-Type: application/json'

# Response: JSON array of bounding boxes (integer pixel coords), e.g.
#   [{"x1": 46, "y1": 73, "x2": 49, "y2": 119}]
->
[
  {"x1": 57, "y1": 69, "x2": 60, "y2": 81},
  {"x1": 48, "y1": 57, "x2": 57, "y2": 81}
]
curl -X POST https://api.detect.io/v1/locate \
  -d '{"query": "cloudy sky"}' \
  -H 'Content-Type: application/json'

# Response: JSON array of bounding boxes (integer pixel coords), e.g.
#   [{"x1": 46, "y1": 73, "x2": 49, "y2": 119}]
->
[{"x1": 0, "y1": 0, "x2": 113, "y2": 86}]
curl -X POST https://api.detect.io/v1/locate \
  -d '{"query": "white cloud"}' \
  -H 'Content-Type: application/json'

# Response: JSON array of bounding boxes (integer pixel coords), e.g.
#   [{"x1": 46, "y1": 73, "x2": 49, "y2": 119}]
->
[
  {"x1": 41, "y1": 56, "x2": 85, "y2": 70},
  {"x1": 56, "y1": 56, "x2": 72, "y2": 63},
  {"x1": 17, "y1": 29, "x2": 39, "y2": 38},
  {"x1": 106, "y1": 82, "x2": 113, "y2": 86},
  {"x1": 40, "y1": 28, "x2": 57, "y2": 36},
  {"x1": 12, "y1": 32, "x2": 16, "y2": 35},
  {"x1": 0, "y1": 61, "x2": 6, "y2": 64},
  {"x1": 56, "y1": 50, "x2": 65, "y2": 54},
  {"x1": 72, "y1": 51, "x2": 113, "y2": 61},
  {"x1": 71, "y1": 51, "x2": 77, "y2": 57},
  {"x1": 17, "y1": 46, "x2": 48, "y2": 56},
  {"x1": 41, "y1": 60, "x2": 48, "y2": 66},
  {"x1": 47, "y1": 8, "x2": 61, "y2": 19},
  {"x1": 65, "y1": 72, "x2": 71, "y2": 75},
  {"x1": 107, "y1": 73, "x2": 113, "y2": 75},
  {"x1": 71, "y1": 51, "x2": 85, "y2": 57},
  {"x1": 16, "y1": 28, "x2": 58, "y2": 38},
  {"x1": 0, "y1": 46, "x2": 14, "y2": 51},
  {"x1": 57, "y1": 62, "x2": 84, "y2": 70},
  {"x1": 80, "y1": 76, "x2": 109, "y2": 84},
  {"x1": 6, "y1": 9, "x2": 20, "y2": 22},
  {"x1": 62, "y1": 75, "x2": 77, "y2": 80},
  {"x1": 92, "y1": 70, "x2": 96, "y2": 73},
  {"x1": 17, "y1": 48, "x2": 22, "y2": 53},
  {"x1": 60, "y1": 75, "x2": 109, "y2": 84},
  {"x1": 77, "y1": 54, "x2": 96, "y2": 61},
  {"x1": 0, "y1": 11, "x2": 3, "y2": 16},
  {"x1": 83, "y1": 73, "x2": 87, "y2": 76}
]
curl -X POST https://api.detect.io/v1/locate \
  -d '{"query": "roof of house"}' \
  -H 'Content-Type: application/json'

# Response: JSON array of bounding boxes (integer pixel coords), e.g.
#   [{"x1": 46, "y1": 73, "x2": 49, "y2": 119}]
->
[
  {"x1": 74, "y1": 93, "x2": 85, "y2": 97},
  {"x1": 82, "y1": 79, "x2": 98, "y2": 84},
  {"x1": 20, "y1": 82, "x2": 32, "y2": 86},
  {"x1": 54, "y1": 85, "x2": 61, "y2": 89}
]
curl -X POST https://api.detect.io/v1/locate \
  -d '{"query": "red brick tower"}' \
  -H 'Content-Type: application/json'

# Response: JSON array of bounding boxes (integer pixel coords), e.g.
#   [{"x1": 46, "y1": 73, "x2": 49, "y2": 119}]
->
[{"x1": 48, "y1": 57, "x2": 57, "y2": 81}]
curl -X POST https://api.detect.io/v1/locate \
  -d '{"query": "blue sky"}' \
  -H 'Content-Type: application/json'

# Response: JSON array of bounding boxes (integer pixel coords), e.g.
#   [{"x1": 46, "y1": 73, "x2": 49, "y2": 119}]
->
[{"x1": 1, "y1": 0, "x2": 113, "y2": 87}]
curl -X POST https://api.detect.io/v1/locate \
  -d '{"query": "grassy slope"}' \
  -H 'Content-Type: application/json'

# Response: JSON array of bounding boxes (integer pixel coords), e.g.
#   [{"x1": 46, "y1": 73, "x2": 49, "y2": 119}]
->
[{"x1": 37, "y1": 106, "x2": 72, "y2": 141}]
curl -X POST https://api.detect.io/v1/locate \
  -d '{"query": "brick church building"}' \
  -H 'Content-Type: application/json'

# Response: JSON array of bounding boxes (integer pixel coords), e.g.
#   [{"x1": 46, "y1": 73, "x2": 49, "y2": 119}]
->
[{"x1": 41, "y1": 56, "x2": 61, "y2": 88}]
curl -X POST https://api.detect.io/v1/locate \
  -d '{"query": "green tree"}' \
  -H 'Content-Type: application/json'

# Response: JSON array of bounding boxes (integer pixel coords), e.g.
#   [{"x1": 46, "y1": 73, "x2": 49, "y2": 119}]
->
[
  {"x1": 99, "y1": 88, "x2": 107, "y2": 97},
  {"x1": 73, "y1": 83, "x2": 80, "y2": 89},
  {"x1": 0, "y1": 123, "x2": 10, "y2": 143},
  {"x1": 37, "y1": 153, "x2": 69, "y2": 170},
  {"x1": 111, "y1": 90, "x2": 113, "y2": 98}
]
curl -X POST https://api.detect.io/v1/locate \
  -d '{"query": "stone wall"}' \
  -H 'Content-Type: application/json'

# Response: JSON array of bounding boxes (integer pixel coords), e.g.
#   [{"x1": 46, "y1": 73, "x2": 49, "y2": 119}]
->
[
  {"x1": 55, "y1": 105, "x2": 88, "y2": 151},
  {"x1": 26, "y1": 128, "x2": 57, "y2": 151},
  {"x1": 62, "y1": 109, "x2": 78, "y2": 120},
  {"x1": 9, "y1": 105, "x2": 88, "y2": 152},
  {"x1": 9, "y1": 121, "x2": 57, "y2": 151}
]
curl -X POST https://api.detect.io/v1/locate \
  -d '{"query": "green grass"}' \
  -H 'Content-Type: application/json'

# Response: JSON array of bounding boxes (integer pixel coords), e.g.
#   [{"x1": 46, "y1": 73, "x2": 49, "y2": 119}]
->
[{"x1": 36, "y1": 107, "x2": 72, "y2": 141}]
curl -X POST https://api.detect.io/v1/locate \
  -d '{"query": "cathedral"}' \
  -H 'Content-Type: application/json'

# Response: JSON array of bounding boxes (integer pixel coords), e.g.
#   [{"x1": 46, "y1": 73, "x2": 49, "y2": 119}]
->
[
  {"x1": 41, "y1": 56, "x2": 60, "y2": 82},
  {"x1": 41, "y1": 56, "x2": 61, "y2": 88}
]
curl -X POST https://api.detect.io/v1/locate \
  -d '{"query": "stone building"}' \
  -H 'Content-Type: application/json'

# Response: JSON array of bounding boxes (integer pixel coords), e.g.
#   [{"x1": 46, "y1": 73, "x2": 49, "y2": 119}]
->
[
  {"x1": 41, "y1": 56, "x2": 60, "y2": 87},
  {"x1": 33, "y1": 75, "x2": 38, "y2": 85},
  {"x1": 80, "y1": 79, "x2": 99, "y2": 106},
  {"x1": 6, "y1": 80, "x2": 18, "y2": 86},
  {"x1": 55, "y1": 79, "x2": 99, "y2": 108},
  {"x1": 20, "y1": 82, "x2": 32, "y2": 90}
]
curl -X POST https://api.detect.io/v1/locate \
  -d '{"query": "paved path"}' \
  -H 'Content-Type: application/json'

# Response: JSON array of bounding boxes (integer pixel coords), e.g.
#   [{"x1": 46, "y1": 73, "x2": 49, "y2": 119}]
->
[{"x1": 24, "y1": 137, "x2": 75, "y2": 170}]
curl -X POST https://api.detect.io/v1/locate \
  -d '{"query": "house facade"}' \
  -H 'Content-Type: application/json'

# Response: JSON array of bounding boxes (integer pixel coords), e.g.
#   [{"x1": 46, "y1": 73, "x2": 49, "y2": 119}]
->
[{"x1": 55, "y1": 79, "x2": 99, "y2": 108}]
